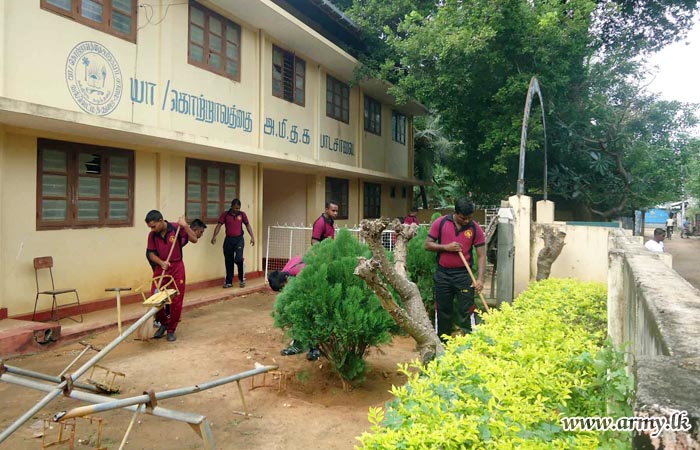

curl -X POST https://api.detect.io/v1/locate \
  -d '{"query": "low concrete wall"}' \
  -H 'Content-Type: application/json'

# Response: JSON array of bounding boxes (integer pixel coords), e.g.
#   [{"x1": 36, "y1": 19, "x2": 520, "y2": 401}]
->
[
  {"x1": 531, "y1": 222, "x2": 612, "y2": 283},
  {"x1": 608, "y1": 230, "x2": 700, "y2": 447}
]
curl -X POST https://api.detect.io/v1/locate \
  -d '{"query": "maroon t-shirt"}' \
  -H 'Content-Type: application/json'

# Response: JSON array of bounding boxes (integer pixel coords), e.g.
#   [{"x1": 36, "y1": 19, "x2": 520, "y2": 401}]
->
[
  {"x1": 218, "y1": 210, "x2": 249, "y2": 237},
  {"x1": 282, "y1": 255, "x2": 305, "y2": 276},
  {"x1": 428, "y1": 215, "x2": 485, "y2": 268},
  {"x1": 147, "y1": 222, "x2": 189, "y2": 262},
  {"x1": 311, "y1": 214, "x2": 335, "y2": 242},
  {"x1": 404, "y1": 215, "x2": 419, "y2": 225}
]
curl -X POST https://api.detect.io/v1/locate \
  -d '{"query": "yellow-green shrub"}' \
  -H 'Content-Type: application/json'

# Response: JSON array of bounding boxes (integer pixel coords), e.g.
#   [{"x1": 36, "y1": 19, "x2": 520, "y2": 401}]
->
[{"x1": 356, "y1": 279, "x2": 632, "y2": 449}]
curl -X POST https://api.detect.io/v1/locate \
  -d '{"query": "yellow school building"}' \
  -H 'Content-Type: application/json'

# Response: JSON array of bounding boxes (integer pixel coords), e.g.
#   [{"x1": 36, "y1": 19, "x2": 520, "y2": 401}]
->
[{"x1": 0, "y1": 0, "x2": 425, "y2": 319}]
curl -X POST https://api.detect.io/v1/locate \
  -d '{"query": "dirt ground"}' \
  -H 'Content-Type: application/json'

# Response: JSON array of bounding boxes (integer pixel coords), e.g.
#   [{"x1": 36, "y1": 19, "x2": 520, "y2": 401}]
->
[
  {"x1": 0, "y1": 291, "x2": 418, "y2": 450},
  {"x1": 662, "y1": 232, "x2": 700, "y2": 288},
  {"x1": 3, "y1": 232, "x2": 697, "y2": 450}
]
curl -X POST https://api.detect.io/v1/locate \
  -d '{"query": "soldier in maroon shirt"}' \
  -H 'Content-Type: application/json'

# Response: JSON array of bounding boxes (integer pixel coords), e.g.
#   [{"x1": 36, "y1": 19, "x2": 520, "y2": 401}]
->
[
  {"x1": 425, "y1": 198, "x2": 486, "y2": 342},
  {"x1": 145, "y1": 210, "x2": 199, "y2": 342},
  {"x1": 302, "y1": 201, "x2": 339, "y2": 360},
  {"x1": 403, "y1": 207, "x2": 420, "y2": 226},
  {"x1": 152, "y1": 218, "x2": 207, "y2": 330},
  {"x1": 211, "y1": 199, "x2": 256, "y2": 288},
  {"x1": 311, "y1": 201, "x2": 338, "y2": 244},
  {"x1": 267, "y1": 255, "x2": 305, "y2": 291}
]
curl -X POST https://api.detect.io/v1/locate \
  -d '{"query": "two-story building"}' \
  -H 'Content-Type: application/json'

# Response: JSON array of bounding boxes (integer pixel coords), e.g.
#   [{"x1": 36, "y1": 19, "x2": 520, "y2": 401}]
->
[{"x1": 0, "y1": 0, "x2": 426, "y2": 319}]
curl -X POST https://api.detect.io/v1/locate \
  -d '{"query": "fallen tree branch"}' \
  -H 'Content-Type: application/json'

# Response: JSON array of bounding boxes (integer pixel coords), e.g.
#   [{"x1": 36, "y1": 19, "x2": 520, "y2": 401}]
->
[{"x1": 354, "y1": 218, "x2": 443, "y2": 364}]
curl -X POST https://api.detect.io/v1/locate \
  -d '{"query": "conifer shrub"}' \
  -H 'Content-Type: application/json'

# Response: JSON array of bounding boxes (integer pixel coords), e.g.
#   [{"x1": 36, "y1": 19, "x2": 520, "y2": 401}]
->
[
  {"x1": 405, "y1": 224, "x2": 435, "y2": 311},
  {"x1": 356, "y1": 279, "x2": 633, "y2": 449},
  {"x1": 272, "y1": 229, "x2": 394, "y2": 385}
]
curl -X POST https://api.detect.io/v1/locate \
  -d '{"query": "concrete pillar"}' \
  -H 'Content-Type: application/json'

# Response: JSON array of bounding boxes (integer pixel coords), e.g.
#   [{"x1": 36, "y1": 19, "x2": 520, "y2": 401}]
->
[
  {"x1": 497, "y1": 222, "x2": 514, "y2": 305},
  {"x1": 255, "y1": 163, "x2": 264, "y2": 272},
  {"x1": 509, "y1": 194, "x2": 532, "y2": 296},
  {"x1": 0, "y1": 126, "x2": 5, "y2": 316},
  {"x1": 497, "y1": 201, "x2": 515, "y2": 305},
  {"x1": 535, "y1": 200, "x2": 554, "y2": 224},
  {"x1": 306, "y1": 174, "x2": 323, "y2": 226}
]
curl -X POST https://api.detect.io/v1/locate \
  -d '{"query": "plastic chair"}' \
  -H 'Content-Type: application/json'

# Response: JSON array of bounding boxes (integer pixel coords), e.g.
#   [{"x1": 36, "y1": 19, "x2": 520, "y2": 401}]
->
[{"x1": 32, "y1": 256, "x2": 83, "y2": 323}]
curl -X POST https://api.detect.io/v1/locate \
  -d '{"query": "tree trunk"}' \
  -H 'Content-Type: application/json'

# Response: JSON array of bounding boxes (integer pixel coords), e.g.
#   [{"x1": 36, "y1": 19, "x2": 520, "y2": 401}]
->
[
  {"x1": 536, "y1": 226, "x2": 566, "y2": 281},
  {"x1": 355, "y1": 218, "x2": 443, "y2": 364},
  {"x1": 419, "y1": 185, "x2": 428, "y2": 210}
]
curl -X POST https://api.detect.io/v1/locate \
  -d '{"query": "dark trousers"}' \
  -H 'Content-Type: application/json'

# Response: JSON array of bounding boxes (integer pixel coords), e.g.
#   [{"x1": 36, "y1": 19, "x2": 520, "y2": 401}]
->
[
  {"x1": 152, "y1": 261, "x2": 186, "y2": 332},
  {"x1": 434, "y1": 267, "x2": 475, "y2": 341},
  {"x1": 223, "y1": 236, "x2": 245, "y2": 284}
]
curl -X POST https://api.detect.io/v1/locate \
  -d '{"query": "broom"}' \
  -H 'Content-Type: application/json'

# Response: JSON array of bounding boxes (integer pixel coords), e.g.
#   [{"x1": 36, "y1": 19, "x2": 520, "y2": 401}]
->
[
  {"x1": 137, "y1": 225, "x2": 181, "y2": 340},
  {"x1": 458, "y1": 251, "x2": 490, "y2": 313}
]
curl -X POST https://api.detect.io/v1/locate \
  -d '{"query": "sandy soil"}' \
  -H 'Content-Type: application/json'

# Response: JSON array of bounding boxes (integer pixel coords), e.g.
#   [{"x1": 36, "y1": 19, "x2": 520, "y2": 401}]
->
[
  {"x1": 0, "y1": 290, "x2": 418, "y2": 450},
  {"x1": 4, "y1": 232, "x2": 695, "y2": 450},
  {"x1": 662, "y1": 232, "x2": 700, "y2": 288}
]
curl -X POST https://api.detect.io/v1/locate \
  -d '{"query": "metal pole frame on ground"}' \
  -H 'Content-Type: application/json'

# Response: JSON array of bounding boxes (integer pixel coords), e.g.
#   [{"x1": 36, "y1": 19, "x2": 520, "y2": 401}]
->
[
  {"x1": 0, "y1": 296, "x2": 278, "y2": 449},
  {"x1": 0, "y1": 295, "x2": 169, "y2": 444},
  {"x1": 1, "y1": 364, "x2": 278, "y2": 449}
]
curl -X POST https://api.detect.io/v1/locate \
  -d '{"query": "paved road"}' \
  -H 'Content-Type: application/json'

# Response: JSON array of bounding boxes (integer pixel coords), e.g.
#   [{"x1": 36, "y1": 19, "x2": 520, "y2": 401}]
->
[{"x1": 655, "y1": 232, "x2": 700, "y2": 289}]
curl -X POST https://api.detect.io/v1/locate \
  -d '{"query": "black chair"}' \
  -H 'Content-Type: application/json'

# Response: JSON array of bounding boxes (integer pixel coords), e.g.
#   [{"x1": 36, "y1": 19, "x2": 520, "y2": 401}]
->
[{"x1": 32, "y1": 256, "x2": 83, "y2": 323}]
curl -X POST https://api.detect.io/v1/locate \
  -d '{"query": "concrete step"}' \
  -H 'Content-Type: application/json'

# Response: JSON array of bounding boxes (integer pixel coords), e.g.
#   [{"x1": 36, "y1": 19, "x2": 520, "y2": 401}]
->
[
  {"x1": 1, "y1": 279, "x2": 269, "y2": 359},
  {"x1": 0, "y1": 319, "x2": 61, "y2": 358}
]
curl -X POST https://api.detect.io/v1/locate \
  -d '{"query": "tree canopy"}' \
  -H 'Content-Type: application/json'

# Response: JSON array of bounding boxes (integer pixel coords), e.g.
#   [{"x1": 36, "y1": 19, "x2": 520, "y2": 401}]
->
[{"x1": 343, "y1": 0, "x2": 699, "y2": 215}]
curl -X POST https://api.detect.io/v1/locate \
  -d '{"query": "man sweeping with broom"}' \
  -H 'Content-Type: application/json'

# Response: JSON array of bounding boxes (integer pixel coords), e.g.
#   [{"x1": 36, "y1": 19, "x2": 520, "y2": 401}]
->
[
  {"x1": 425, "y1": 197, "x2": 486, "y2": 343},
  {"x1": 145, "y1": 210, "x2": 199, "y2": 342}
]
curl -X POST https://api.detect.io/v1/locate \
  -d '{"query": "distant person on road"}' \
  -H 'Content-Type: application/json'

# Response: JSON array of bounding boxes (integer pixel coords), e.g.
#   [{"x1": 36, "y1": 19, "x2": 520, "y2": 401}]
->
[
  {"x1": 666, "y1": 214, "x2": 675, "y2": 240},
  {"x1": 645, "y1": 228, "x2": 666, "y2": 253}
]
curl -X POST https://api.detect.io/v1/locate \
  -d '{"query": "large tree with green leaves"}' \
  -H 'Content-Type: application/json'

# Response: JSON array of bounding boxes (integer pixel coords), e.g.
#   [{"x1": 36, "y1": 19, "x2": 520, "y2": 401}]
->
[{"x1": 344, "y1": 0, "x2": 699, "y2": 215}]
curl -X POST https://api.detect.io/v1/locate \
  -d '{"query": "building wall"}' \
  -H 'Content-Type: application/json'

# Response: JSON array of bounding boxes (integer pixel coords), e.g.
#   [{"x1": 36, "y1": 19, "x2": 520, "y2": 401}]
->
[
  {"x1": 2, "y1": 2, "x2": 414, "y2": 177},
  {"x1": 531, "y1": 223, "x2": 611, "y2": 283},
  {"x1": 0, "y1": 129, "x2": 259, "y2": 316},
  {"x1": 0, "y1": 0, "x2": 6, "y2": 98},
  {"x1": 361, "y1": 108, "x2": 386, "y2": 172},
  {"x1": 261, "y1": 35, "x2": 317, "y2": 159},
  {"x1": 386, "y1": 116, "x2": 410, "y2": 178},
  {"x1": 262, "y1": 169, "x2": 308, "y2": 250}
]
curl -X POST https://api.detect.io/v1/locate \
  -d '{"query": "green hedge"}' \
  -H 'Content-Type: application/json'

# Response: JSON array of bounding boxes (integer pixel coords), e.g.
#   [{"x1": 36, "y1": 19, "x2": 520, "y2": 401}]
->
[{"x1": 356, "y1": 279, "x2": 633, "y2": 449}]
